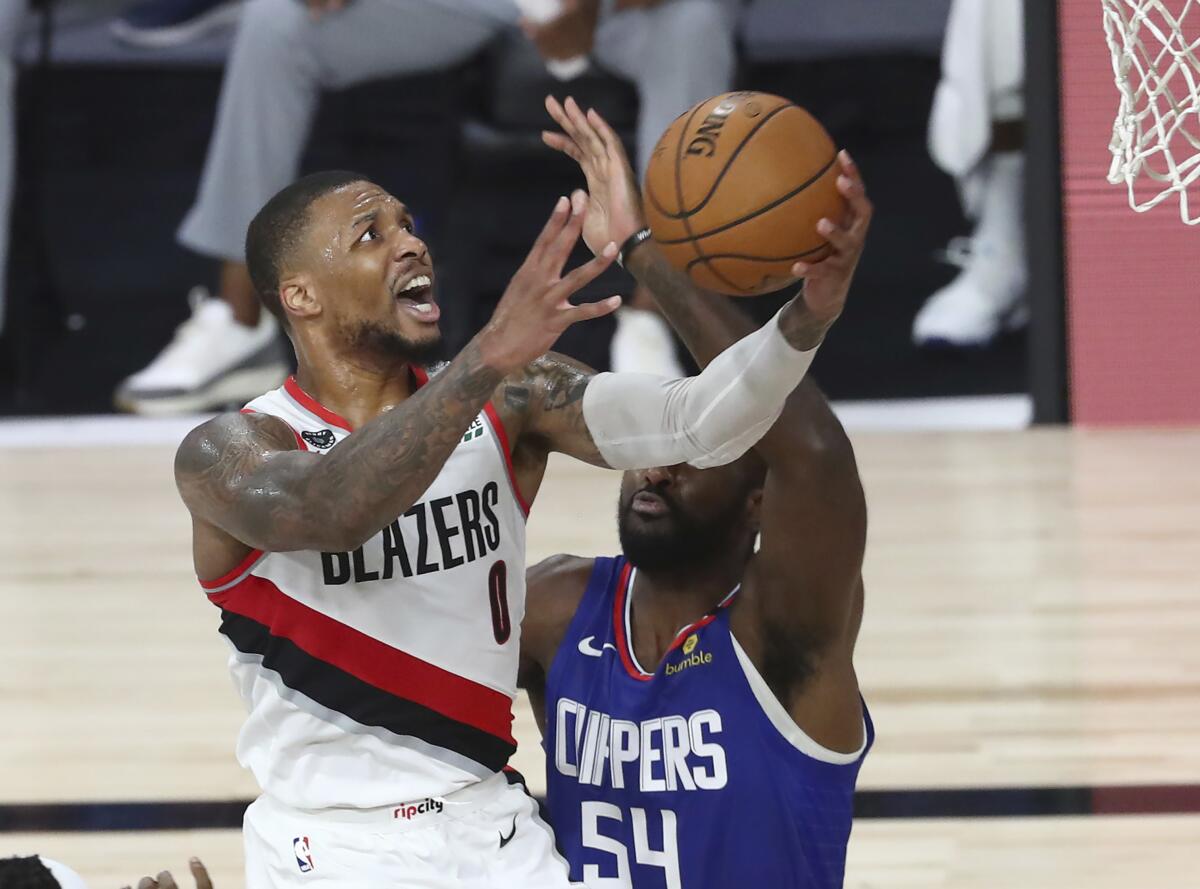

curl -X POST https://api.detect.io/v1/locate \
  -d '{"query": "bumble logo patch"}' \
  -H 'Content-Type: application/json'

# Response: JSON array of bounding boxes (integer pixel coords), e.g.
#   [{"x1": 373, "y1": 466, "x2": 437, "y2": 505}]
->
[{"x1": 667, "y1": 633, "x2": 712, "y2": 676}]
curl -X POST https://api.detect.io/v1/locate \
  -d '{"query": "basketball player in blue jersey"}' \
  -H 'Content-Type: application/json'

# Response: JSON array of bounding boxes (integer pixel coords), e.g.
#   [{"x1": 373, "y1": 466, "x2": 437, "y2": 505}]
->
[
  {"x1": 173, "y1": 153, "x2": 848, "y2": 884},
  {"x1": 518, "y1": 99, "x2": 874, "y2": 888}
]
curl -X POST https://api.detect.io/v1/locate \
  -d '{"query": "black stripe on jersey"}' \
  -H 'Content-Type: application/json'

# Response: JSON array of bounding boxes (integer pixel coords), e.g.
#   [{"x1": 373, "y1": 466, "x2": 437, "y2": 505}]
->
[{"x1": 219, "y1": 611, "x2": 516, "y2": 772}]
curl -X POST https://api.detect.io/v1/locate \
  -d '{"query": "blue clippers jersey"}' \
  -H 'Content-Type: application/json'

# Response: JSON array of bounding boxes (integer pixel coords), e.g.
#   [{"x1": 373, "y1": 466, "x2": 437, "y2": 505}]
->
[{"x1": 544, "y1": 557, "x2": 873, "y2": 889}]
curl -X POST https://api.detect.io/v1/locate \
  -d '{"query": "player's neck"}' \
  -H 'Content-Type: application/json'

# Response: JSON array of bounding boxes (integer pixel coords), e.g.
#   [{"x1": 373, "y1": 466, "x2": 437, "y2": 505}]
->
[
  {"x1": 630, "y1": 559, "x2": 742, "y2": 661},
  {"x1": 292, "y1": 351, "x2": 418, "y2": 429}
]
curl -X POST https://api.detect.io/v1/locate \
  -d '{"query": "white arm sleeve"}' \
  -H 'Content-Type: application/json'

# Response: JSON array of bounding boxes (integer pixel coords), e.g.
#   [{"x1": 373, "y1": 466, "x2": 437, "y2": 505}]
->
[{"x1": 582, "y1": 306, "x2": 818, "y2": 470}]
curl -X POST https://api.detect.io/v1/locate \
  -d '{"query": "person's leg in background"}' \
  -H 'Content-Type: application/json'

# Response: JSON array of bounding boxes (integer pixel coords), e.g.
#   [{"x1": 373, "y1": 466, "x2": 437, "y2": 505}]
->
[
  {"x1": 111, "y1": 0, "x2": 246, "y2": 49},
  {"x1": 115, "y1": 0, "x2": 508, "y2": 414},
  {"x1": 912, "y1": 0, "x2": 1026, "y2": 349},
  {"x1": 592, "y1": 0, "x2": 738, "y2": 375},
  {"x1": 0, "y1": 1, "x2": 25, "y2": 341}
]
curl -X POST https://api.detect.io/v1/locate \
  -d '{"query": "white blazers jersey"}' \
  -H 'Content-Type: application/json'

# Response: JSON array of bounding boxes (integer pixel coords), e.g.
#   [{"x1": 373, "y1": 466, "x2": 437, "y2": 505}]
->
[{"x1": 200, "y1": 369, "x2": 529, "y2": 810}]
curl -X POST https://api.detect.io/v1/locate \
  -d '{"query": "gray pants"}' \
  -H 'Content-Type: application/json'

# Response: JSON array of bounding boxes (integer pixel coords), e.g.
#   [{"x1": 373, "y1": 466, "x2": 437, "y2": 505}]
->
[{"x1": 178, "y1": 0, "x2": 738, "y2": 261}]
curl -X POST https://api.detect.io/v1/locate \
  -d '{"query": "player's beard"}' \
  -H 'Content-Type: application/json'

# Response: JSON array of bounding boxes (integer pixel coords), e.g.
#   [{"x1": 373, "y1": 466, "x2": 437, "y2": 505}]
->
[
  {"x1": 617, "y1": 488, "x2": 749, "y2": 575},
  {"x1": 344, "y1": 318, "x2": 447, "y2": 366}
]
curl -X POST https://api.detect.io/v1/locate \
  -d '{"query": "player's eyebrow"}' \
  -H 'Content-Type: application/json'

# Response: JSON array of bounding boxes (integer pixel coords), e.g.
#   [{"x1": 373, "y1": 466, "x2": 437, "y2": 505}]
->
[{"x1": 351, "y1": 209, "x2": 378, "y2": 229}]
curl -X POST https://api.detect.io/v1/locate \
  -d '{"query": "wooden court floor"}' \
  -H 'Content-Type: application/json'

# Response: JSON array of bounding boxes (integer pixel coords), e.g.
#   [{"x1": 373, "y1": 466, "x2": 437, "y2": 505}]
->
[{"x1": 2, "y1": 426, "x2": 1198, "y2": 887}]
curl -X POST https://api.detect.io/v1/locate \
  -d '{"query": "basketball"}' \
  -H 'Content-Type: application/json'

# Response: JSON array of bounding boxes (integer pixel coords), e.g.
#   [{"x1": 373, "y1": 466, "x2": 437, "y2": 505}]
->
[{"x1": 642, "y1": 92, "x2": 846, "y2": 297}]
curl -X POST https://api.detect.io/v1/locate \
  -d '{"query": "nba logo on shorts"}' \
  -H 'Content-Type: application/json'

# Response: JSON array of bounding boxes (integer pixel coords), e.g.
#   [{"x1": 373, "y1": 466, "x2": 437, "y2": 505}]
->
[{"x1": 293, "y1": 836, "x2": 314, "y2": 873}]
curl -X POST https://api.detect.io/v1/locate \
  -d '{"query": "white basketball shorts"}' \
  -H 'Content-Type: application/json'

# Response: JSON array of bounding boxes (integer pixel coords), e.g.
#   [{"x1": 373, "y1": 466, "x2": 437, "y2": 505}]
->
[{"x1": 243, "y1": 772, "x2": 578, "y2": 888}]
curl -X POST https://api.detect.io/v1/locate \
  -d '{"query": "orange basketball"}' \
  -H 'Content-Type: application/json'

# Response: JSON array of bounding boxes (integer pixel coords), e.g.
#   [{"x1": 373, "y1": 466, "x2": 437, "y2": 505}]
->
[{"x1": 643, "y1": 92, "x2": 846, "y2": 297}]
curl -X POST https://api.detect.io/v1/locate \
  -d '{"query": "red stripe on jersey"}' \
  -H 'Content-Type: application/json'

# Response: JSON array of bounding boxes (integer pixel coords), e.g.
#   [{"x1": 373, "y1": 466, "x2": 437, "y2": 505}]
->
[
  {"x1": 482, "y1": 403, "x2": 531, "y2": 517},
  {"x1": 284, "y1": 377, "x2": 354, "y2": 432},
  {"x1": 211, "y1": 574, "x2": 516, "y2": 744},
  {"x1": 199, "y1": 548, "x2": 266, "y2": 591},
  {"x1": 284, "y1": 366, "x2": 428, "y2": 431},
  {"x1": 241, "y1": 408, "x2": 306, "y2": 450},
  {"x1": 668, "y1": 614, "x2": 721, "y2": 652},
  {"x1": 612, "y1": 562, "x2": 652, "y2": 682},
  {"x1": 667, "y1": 587, "x2": 739, "y2": 652}
]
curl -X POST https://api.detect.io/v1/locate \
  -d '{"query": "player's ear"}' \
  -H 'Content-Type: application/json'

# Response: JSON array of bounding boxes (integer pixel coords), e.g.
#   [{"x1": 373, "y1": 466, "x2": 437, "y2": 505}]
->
[{"x1": 280, "y1": 275, "x2": 321, "y2": 322}]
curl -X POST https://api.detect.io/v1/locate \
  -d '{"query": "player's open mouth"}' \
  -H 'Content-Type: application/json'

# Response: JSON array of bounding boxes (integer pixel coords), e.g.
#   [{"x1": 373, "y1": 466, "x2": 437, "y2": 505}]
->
[
  {"x1": 395, "y1": 274, "x2": 440, "y2": 322},
  {"x1": 631, "y1": 491, "x2": 669, "y2": 517}
]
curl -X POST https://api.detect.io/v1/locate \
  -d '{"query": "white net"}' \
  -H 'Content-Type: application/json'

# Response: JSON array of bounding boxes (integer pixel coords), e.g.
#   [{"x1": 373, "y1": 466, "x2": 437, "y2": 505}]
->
[{"x1": 1102, "y1": 0, "x2": 1200, "y2": 223}]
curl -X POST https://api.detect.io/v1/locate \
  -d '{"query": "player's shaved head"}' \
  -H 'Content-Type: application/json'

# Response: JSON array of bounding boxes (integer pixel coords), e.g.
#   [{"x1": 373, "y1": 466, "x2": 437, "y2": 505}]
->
[{"x1": 245, "y1": 170, "x2": 370, "y2": 327}]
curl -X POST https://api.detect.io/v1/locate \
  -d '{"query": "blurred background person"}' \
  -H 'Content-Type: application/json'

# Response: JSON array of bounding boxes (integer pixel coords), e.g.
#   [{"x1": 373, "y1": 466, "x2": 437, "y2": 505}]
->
[
  {"x1": 912, "y1": 0, "x2": 1026, "y2": 349},
  {"x1": 113, "y1": 0, "x2": 737, "y2": 415}
]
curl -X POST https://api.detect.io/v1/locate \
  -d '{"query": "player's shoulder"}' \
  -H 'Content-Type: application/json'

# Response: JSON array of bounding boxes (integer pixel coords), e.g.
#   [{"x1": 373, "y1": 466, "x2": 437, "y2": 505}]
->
[
  {"x1": 174, "y1": 410, "x2": 299, "y2": 480},
  {"x1": 524, "y1": 554, "x2": 596, "y2": 662},
  {"x1": 528, "y1": 553, "x2": 595, "y2": 593}
]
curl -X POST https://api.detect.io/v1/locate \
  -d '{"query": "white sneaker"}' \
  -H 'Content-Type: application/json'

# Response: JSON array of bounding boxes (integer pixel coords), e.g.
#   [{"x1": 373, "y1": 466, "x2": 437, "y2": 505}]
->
[
  {"x1": 912, "y1": 237, "x2": 1029, "y2": 348},
  {"x1": 610, "y1": 306, "x2": 687, "y2": 378},
  {"x1": 115, "y1": 288, "x2": 289, "y2": 415},
  {"x1": 913, "y1": 152, "x2": 1028, "y2": 349}
]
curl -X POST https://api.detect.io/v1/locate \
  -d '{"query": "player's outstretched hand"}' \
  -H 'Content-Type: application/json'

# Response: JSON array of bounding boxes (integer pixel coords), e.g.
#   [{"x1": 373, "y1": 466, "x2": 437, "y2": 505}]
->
[
  {"x1": 121, "y1": 857, "x2": 213, "y2": 889},
  {"x1": 480, "y1": 194, "x2": 621, "y2": 373},
  {"x1": 542, "y1": 95, "x2": 647, "y2": 257},
  {"x1": 790, "y1": 151, "x2": 873, "y2": 326}
]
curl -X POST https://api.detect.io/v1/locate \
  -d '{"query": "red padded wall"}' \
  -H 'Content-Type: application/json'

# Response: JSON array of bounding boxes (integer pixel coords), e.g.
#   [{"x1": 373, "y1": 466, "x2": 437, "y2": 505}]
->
[{"x1": 1058, "y1": 0, "x2": 1200, "y2": 423}]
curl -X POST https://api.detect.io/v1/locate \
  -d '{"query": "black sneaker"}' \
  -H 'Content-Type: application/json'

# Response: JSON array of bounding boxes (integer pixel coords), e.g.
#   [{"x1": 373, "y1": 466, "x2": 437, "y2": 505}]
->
[{"x1": 111, "y1": 0, "x2": 244, "y2": 49}]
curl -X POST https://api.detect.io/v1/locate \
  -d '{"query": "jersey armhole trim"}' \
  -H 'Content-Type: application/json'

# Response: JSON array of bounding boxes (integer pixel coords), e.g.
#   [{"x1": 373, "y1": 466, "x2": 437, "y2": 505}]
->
[
  {"x1": 613, "y1": 564, "x2": 654, "y2": 681},
  {"x1": 729, "y1": 634, "x2": 867, "y2": 765},
  {"x1": 482, "y1": 403, "x2": 532, "y2": 517},
  {"x1": 240, "y1": 408, "x2": 306, "y2": 450},
  {"x1": 198, "y1": 548, "x2": 267, "y2": 593}
]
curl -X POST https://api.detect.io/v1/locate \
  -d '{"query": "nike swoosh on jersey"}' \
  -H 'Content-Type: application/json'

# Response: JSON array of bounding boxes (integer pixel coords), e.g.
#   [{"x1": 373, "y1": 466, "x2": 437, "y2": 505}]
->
[{"x1": 578, "y1": 636, "x2": 618, "y2": 658}]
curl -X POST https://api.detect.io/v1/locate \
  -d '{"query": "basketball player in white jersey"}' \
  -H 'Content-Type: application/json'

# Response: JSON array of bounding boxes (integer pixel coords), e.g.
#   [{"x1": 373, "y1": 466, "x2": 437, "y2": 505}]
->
[{"x1": 174, "y1": 156, "x2": 843, "y2": 887}]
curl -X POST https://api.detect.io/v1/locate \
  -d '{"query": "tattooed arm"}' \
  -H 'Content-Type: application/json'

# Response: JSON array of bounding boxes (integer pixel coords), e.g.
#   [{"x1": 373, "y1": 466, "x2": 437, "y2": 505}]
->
[
  {"x1": 502, "y1": 353, "x2": 608, "y2": 467},
  {"x1": 175, "y1": 339, "x2": 508, "y2": 554}
]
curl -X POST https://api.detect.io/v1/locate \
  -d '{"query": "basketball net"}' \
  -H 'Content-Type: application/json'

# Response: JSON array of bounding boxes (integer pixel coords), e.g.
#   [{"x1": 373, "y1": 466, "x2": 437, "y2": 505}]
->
[{"x1": 1102, "y1": 0, "x2": 1200, "y2": 223}]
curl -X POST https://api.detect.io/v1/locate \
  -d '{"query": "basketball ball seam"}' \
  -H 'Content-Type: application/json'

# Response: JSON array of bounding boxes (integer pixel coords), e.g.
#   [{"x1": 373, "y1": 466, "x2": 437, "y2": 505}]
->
[
  {"x1": 655, "y1": 152, "x2": 840, "y2": 247},
  {"x1": 646, "y1": 102, "x2": 795, "y2": 221},
  {"x1": 672, "y1": 100, "x2": 721, "y2": 288},
  {"x1": 690, "y1": 259, "x2": 746, "y2": 294},
  {"x1": 644, "y1": 167, "x2": 678, "y2": 223},
  {"x1": 685, "y1": 243, "x2": 834, "y2": 267}
]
